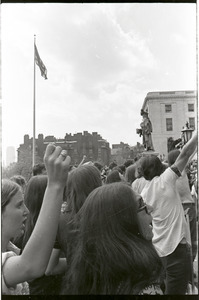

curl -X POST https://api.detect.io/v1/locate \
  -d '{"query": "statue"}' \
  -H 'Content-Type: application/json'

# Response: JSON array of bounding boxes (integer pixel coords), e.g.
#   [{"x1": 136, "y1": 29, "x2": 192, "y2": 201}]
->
[{"x1": 136, "y1": 109, "x2": 154, "y2": 151}]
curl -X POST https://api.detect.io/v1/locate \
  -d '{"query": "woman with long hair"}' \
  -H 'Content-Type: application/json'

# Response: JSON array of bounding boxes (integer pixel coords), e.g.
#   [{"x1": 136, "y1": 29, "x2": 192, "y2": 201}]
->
[
  {"x1": 105, "y1": 169, "x2": 123, "y2": 184},
  {"x1": 22, "y1": 176, "x2": 48, "y2": 248},
  {"x1": 58, "y1": 164, "x2": 102, "y2": 260},
  {"x1": 125, "y1": 163, "x2": 137, "y2": 185},
  {"x1": 66, "y1": 164, "x2": 102, "y2": 219},
  {"x1": 2, "y1": 144, "x2": 71, "y2": 295},
  {"x1": 62, "y1": 182, "x2": 163, "y2": 295}
]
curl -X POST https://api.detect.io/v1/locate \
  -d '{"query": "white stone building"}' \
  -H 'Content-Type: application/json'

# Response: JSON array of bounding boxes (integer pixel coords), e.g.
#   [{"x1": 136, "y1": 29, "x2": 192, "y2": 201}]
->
[{"x1": 141, "y1": 90, "x2": 197, "y2": 156}]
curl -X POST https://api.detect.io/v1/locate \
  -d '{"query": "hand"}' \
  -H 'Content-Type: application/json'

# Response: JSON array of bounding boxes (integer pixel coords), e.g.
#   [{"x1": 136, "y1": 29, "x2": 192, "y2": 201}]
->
[{"x1": 44, "y1": 143, "x2": 71, "y2": 187}]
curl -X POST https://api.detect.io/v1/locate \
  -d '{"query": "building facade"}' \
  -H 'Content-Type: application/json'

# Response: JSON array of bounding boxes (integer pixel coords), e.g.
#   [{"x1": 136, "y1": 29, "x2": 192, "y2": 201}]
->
[
  {"x1": 141, "y1": 90, "x2": 197, "y2": 156},
  {"x1": 6, "y1": 146, "x2": 16, "y2": 167},
  {"x1": 17, "y1": 131, "x2": 111, "y2": 166},
  {"x1": 111, "y1": 142, "x2": 145, "y2": 165}
]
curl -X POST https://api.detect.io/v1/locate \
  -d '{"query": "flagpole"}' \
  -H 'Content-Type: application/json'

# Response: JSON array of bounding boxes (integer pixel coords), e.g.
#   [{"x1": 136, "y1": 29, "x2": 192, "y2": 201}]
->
[{"x1": 33, "y1": 35, "x2": 36, "y2": 167}]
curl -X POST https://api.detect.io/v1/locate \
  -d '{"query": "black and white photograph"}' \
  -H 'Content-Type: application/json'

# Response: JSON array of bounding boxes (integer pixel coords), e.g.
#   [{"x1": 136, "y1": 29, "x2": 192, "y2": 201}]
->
[{"x1": 1, "y1": 1, "x2": 198, "y2": 296}]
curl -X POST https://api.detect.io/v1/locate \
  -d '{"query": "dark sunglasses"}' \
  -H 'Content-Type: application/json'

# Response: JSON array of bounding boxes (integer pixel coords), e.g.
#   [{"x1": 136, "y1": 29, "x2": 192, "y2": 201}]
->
[{"x1": 137, "y1": 204, "x2": 150, "y2": 215}]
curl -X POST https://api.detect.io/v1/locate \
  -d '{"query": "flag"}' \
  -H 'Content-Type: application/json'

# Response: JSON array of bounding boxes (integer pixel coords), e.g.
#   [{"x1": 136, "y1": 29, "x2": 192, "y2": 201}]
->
[{"x1": 34, "y1": 45, "x2": 47, "y2": 79}]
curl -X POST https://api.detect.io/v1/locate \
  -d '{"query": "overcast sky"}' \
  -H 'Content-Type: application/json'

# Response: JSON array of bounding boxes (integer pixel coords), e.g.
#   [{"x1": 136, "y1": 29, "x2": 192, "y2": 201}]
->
[{"x1": 2, "y1": 3, "x2": 197, "y2": 163}]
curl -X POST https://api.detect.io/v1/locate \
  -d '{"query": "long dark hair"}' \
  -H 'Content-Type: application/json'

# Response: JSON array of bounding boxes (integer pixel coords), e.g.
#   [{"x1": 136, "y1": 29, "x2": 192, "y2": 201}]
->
[
  {"x1": 63, "y1": 182, "x2": 162, "y2": 295},
  {"x1": 125, "y1": 163, "x2": 137, "y2": 184},
  {"x1": 66, "y1": 165, "x2": 102, "y2": 219},
  {"x1": 106, "y1": 170, "x2": 122, "y2": 184},
  {"x1": 22, "y1": 175, "x2": 48, "y2": 249}
]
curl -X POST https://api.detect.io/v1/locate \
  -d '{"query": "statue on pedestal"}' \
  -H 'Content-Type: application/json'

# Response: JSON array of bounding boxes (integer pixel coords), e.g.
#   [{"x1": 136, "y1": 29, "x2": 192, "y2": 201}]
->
[{"x1": 136, "y1": 109, "x2": 154, "y2": 151}]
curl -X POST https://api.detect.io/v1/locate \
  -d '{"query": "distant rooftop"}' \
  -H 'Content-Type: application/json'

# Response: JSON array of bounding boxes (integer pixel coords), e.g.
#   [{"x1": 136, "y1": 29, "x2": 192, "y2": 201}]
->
[
  {"x1": 146, "y1": 90, "x2": 196, "y2": 98},
  {"x1": 142, "y1": 90, "x2": 196, "y2": 109}
]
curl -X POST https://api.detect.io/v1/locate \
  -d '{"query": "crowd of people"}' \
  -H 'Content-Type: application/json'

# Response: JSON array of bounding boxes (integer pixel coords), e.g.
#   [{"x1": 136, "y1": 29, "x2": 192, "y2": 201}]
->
[{"x1": 1, "y1": 132, "x2": 198, "y2": 295}]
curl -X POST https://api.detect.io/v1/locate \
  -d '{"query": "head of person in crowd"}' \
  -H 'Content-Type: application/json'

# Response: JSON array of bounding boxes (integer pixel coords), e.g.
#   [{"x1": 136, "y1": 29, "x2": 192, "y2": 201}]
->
[
  {"x1": 2, "y1": 179, "x2": 29, "y2": 250},
  {"x1": 10, "y1": 175, "x2": 27, "y2": 195},
  {"x1": 134, "y1": 158, "x2": 144, "y2": 179},
  {"x1": 32, "y1": 163, "x2": 46, "y2": 176},
  {"x1": 65, "y1": 165, "x2": 102, "y2": 220},
  {"x1": 167, "y1": 149, "x2": 180, "y2": 166},
  {"x1": 118, "y1": 165, "x2": 126, "y2": 175},
  {"x1": 125, "y1": 163, "x2": 137, "y2": 185},
  {"x1": 109, "y1": 161, "x2": 117, "y2": 170},
  {"x1": 22, "y1": 175, "x2": 48, "y2": 249},
  {"x1": 106, "y1": 169, "x2": 124, "y2": 184},
  {"x1": 124, "y1": 159, "x2": 134, "y2": 168},
  {"x1": 140, "y1": 155, "x2": 165, "y2": 181},
  {"x1": 93, "y1": 162, "x2": 103, "y2": 172},
  {"x1": 63, "y1": 182, "x2": 162, "y2": 295},
  {"x1": 112, "y1": 166, "x2": 123, "y2": 174}
]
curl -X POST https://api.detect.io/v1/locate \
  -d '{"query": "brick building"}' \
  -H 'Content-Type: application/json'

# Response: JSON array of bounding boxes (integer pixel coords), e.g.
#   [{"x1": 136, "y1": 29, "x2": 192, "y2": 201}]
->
[
  {"x1": 17, "y1": 131, "x2": 111, "y2": 166},
  {"x1": 111, "y1": 142, "x2": 145, "y2": 165}
]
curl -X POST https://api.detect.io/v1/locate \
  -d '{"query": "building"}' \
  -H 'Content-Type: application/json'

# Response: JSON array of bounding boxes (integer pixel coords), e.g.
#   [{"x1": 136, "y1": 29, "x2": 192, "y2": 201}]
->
[
  {"x1": 141, "y1": 90, "x2": 197, "y2": 156},
  {"x1": 111, "y1": 142, "x2": 145, "y2": 164},
  {"x1": 17, "y1": 131, "x2": 111, "y2": 166},
  {"x1": 6, "y1": 146, "x2": 16, "y2": 166},
  {"x1": 111, "y1": 142, "x2": 131, "y2": 165}
]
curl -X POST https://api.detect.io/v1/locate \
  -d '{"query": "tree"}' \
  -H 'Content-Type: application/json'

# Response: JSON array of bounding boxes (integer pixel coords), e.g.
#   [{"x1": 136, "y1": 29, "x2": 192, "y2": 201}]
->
[{"x1": 2, "y1": 147, "x2": 42, "y2": 182}]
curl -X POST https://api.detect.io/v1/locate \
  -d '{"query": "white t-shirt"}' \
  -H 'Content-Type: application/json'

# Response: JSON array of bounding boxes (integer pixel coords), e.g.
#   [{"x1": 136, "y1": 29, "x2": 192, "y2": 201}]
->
[
  {"x1": 132, "y1": 177, "x2": 149, "y2": 195},
  {"x1": 141, "y1": 167, "x2": 189, "y2": 257}
]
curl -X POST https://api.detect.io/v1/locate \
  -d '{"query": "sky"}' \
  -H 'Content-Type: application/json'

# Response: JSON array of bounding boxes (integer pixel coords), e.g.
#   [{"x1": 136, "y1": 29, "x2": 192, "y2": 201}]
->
[{"x1": 1, "y1": 2, "x2": 197, "y2": 164}]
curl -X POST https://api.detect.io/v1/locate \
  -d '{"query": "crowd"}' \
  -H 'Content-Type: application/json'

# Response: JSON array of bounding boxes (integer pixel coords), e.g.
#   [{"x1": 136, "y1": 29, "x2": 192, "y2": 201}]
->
[{"x1": 1, "y1": 132, "x2": 198, "y2": 295}]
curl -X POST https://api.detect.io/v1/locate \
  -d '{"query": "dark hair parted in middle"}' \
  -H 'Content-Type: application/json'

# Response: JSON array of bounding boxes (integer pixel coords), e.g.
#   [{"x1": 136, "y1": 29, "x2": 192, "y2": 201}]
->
[
  {"x1": 106, "y1": 169, "x2": 122, "y2": 184},
  {"x1": 63, "y1": 182, "x2": 162, "y2": 295},
  {"x1": 66, "y1": 165, "x2": 102, "y2": 217},
  {"x1": 140, "y1": 155, "x2": 165, "y2": 180}
]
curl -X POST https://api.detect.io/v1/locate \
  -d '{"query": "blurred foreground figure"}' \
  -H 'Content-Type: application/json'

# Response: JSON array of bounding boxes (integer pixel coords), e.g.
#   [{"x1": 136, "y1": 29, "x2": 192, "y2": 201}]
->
[{"x1": 62, "y1": 182, "x2": 163, "y2": 295}]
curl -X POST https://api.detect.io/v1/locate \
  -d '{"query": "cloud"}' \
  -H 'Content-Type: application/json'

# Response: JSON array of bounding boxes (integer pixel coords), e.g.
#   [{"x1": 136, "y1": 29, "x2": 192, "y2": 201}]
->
[{"x1": 1, "y1": 3, "x2": 197, "y2": 161}]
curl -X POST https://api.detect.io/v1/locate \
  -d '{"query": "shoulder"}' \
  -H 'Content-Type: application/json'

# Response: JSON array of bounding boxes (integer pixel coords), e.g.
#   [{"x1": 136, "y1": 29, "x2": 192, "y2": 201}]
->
[
  {"x1": 160, "y1": 166, "x2": 179, "y2": 182},
  {"x1": 132, "y1": 178, "x2": 138, "y2": 187},
  {"x1": 2, "y1": 251, "x2": 17, "y2": 266},
  {"x1": 2, "y1": 251, "x2": 30, "y2": 295},
  {"x1": 2, "y1": 252, "x2": 16, "y2": 294}
]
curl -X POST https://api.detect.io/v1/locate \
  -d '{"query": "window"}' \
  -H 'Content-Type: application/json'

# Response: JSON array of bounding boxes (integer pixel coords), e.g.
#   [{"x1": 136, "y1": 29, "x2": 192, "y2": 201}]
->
[
  {"x1": 189, "y1": 117, "x2": 195, "y2": 129},
  {"x1": 165, "y1": 104, "x2": 172, "y2": 113},
  {"x1": 188, "y1": 104, "x2": 194, "y2": 112},
  {"x1": 166, "y1": 118, "x2": 173, "y2": 131}
]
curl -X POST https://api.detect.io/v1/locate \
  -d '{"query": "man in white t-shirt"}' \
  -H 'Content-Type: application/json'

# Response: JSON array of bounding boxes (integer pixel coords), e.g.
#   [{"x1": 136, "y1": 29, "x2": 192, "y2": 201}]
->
[{"x1": 140, "y1": 132, "x2": 197, "y2": 295}]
